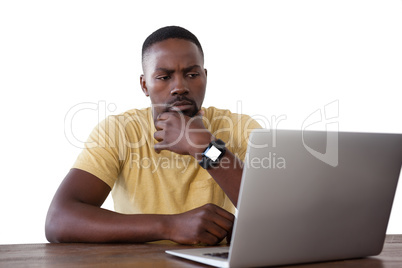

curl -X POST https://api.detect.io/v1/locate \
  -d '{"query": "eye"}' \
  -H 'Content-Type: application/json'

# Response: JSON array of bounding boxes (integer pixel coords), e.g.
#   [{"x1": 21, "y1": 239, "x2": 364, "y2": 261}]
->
[
  {"x1": 187, "y1": 72, "x2": 199, "y2": 78},
  {"x1": 156, "y1": 75, "x2": 170, "y2": 81}
]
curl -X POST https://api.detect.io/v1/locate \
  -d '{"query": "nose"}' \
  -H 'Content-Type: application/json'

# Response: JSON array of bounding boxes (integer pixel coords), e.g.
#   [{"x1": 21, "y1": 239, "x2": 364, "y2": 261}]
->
[{"x1": 170, "y1": 77, "x2": 189, "y2": 96}]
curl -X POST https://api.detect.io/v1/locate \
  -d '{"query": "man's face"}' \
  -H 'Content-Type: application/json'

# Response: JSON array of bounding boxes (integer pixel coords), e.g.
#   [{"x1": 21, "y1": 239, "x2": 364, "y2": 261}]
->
[{"x1": 140, "y1": 38, "x2": 207, "y2": 122}]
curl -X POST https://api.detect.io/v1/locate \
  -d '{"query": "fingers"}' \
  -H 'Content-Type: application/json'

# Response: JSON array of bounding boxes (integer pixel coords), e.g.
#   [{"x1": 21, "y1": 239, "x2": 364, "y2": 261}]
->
[
  {"x1": 226, "y1": 228, "x2": 233, "y2": 244},
  {"x1": 196, "y1": 109, "x2": 205, "y2": 117},
  {"x1": 185, "y1": 219, "x2": 230, "y2": 246},
  {"x1": 168, "y1": 204, "x2": 235, "y2": 245},
  {"x1": 154, "y1": 142, "x2": 166, "y2": 154},
  {"x1": 153, "y1": 110, "x2": 209, "y2": 156},
  {"x1": 212, "y1": 204, "x2": 235, "y2": 223},
  {"x1": 205, "y1": 204, "x2": 234, "y2": 235},
  {"x1": 196, "y1": 204, "x2": 234, "y2": 245},
  {"x1": 156, "y1": 111, "x2": 182, "y2": 121},
  {"x1": 203, "y1": 220, "x2": 230, "y2": 243},
  {"x1": 153, "y1": 126, "x2": 165, "y2": 153},
  {"x1": 153, "y1": 130, "x2": 164, "y2": 142},
  {"x1": 200, "y1": 232, "x2": 222, "y2": 245},
  {"x1": 154, "y1": 118, "x2": 166, "y2": 131}
]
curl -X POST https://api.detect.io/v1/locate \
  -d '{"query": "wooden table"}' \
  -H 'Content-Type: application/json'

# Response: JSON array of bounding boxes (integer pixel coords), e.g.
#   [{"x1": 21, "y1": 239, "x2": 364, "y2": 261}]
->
[{"x1": 1, "y1": 235, "x2": 401, "y2": 267}]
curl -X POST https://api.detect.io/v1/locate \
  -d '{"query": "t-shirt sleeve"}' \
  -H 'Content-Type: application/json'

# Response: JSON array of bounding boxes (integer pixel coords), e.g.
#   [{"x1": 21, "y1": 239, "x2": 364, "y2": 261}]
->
[
  {"x1": 232, "y1": 114, "x2": 262, "y2": 161},
  {"x1": 72, "y1": 116, "x2": 127, "y2": 189}
]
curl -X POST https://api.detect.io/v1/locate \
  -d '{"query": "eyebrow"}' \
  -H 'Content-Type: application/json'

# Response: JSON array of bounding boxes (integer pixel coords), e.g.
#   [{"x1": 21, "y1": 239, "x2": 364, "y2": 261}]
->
[{"x1": 155, "y1": 65, "x2": 202, "y2": 74}]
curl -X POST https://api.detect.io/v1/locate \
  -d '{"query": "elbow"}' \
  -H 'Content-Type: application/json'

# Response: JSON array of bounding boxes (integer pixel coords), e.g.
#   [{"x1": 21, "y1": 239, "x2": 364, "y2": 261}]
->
[
  {"x1": 45, "y1": 218, "x2": 61, "y2": 243},
  {"x1": 45, "y1": 212, "x2": 62, "y2": 243},
  {"x1": 45, "y1": 205, "x2": 69, "y2": 243}
]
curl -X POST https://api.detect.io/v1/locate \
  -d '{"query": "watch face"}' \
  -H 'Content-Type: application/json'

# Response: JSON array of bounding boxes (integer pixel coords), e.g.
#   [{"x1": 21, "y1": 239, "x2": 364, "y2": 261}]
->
[{"x1": 204, "y1": 145, "x2": 222, "y2": 161}]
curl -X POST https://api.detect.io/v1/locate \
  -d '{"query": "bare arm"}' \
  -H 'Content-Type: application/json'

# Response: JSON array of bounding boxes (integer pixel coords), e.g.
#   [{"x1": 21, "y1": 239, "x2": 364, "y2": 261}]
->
[
  {"x1": 45, "y1": 168, "x2": 233, "y2": 244},
  {"x1": 154, "y1": 111, "x2": 244, "y2": 206},
  {"x1": 194, "y1": 149, "x2": 243, "y2": 207}
]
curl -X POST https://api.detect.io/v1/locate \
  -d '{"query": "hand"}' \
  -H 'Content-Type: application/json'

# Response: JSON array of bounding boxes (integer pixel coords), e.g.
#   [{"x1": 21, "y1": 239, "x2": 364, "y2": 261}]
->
[
  {"x1": 166, "y1": 203, "x2": 234, "y2": 245},
  {"x1": 154, "y1": 110, "x2": 213, "y2": 157}
]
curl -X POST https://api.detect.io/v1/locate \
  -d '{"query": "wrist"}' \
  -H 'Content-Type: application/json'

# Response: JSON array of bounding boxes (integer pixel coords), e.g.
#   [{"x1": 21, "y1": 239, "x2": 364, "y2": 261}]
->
[
  {"x1": 161, "y1": 214, "x2": 174, "y2": 241},
  {"x1": 189, "y1": 133, "x2": 216, "y2": 161},
  {"x1": 198, "y1": 139, "x2": 227, "y2": 170}
]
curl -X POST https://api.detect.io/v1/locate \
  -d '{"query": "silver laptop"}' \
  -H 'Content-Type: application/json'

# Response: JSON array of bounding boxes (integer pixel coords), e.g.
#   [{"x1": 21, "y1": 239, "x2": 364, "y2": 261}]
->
[{"x1": 166, "y1": 129, "x2": 402, "y2": 267}]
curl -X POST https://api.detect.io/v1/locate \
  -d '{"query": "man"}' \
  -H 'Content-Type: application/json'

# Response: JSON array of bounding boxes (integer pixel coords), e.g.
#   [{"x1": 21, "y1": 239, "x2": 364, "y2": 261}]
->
[{"x1": 45, "y1": 26, "x2": 261, "y2": 245}]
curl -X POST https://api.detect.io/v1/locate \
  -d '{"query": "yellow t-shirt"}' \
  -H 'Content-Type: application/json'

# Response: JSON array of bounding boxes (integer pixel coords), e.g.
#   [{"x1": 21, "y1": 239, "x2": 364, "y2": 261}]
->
[{"x1": 72, "y1": 106, "x2": 261, "y2": 215}]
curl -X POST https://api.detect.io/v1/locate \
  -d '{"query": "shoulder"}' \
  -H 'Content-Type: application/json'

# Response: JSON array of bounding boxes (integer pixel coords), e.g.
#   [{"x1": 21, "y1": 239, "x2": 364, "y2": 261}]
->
[
  {"x1": 202, "y1": 106, "x2": 261, "y2": 129},
  {"x1": 202, "y1": 106, "x2": 262, "y2": 144},
  {"x1": 113, "y1": 107, "x2": 152, "y2": 122},
  {"x1": 201, "y1": 107, "x2": 261, "y2": 158},
  {"x1": 202, "y1": 106, "x2": 236, "y2": 118},
  {"x1": 89, "y1": 107, "x2": 153, "y2": 144},
  {"x1": 102, "y1": 107, "x2": 153, "y2": 130}
]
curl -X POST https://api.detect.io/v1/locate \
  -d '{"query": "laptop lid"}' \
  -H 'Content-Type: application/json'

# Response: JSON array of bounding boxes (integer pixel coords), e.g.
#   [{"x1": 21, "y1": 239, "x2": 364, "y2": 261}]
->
[
  {"x1": 166, "y1": 129, "x2": 402, "y2": 267},
  {"x1": 228, "y1": 129, "x2": 402, "y2": 267}
]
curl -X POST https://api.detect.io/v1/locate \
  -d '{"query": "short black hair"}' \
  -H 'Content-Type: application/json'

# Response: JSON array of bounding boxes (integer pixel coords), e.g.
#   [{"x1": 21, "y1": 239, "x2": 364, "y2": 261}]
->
[{"x1": 142, "y1": 26, "x2": 204, "y2": 65}]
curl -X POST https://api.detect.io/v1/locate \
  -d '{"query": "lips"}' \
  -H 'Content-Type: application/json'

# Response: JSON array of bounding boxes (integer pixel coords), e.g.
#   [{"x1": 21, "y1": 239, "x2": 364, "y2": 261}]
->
[
  {"x1": 169, "y1": 100, "x2": 192, "y2": 107},
  {"x1": 167, "y1": 100, "x2": 194, "y2": 112}
]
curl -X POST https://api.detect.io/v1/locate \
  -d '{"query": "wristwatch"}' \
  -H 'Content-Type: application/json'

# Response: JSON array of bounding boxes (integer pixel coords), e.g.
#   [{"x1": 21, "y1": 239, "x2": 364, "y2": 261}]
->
[{"x1": 198, "y1": 139, "x2": 226, "y2": 169}]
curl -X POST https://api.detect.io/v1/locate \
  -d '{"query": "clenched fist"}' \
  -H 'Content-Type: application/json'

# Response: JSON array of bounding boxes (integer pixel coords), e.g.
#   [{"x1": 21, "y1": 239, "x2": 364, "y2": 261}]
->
[
  {"x1": 165, "y1": 203, "x2": 234, "y2": 245},
  {"x1": 154, "y1": 110, "x2": 214, "y2": 158}
]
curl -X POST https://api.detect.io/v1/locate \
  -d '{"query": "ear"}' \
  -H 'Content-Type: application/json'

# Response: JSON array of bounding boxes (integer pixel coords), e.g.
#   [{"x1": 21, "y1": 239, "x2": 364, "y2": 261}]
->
[
  {"x1": 204, "y1": 68, "x2": 207, "y2": 77},
  {"x1": 140, "y1": 74, "x2": 149, "y2": 97}
]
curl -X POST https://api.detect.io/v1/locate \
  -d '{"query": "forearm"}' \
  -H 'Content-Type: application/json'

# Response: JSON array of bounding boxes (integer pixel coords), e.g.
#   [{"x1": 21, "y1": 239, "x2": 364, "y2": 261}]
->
[
  {"x1": 46, "y1": 169, "x2": 232, "y2": 245},
  {"x1": 46, "y1": 200, "x2": 233, "y2": 245},
  {"x1": 45, "y1": 200, "x2": 170, "y2": 243},
  {"x1": 194, "y1": 149, "x2": 243, "y2": 207},
  {"x1": 153, "y1": 111, "x2": 245, "y2": 207}
]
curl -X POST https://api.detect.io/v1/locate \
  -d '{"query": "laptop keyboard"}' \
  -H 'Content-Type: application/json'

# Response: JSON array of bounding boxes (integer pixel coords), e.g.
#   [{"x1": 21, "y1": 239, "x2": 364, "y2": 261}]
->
[{"x1": 203, "y1": 252, "x2": 229, "y2": 259}]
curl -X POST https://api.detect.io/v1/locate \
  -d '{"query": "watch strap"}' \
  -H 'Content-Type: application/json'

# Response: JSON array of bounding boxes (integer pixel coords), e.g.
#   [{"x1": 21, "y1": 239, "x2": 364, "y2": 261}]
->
[{"x1": 198, "y1": 139, "x2": 226, "y2": 169}]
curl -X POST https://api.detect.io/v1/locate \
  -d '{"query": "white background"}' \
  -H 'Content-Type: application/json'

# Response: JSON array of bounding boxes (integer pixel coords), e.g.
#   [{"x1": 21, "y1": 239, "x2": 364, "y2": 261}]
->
[{"x1": 0, "y1": 0, "x2": 401, "y2": 244}]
